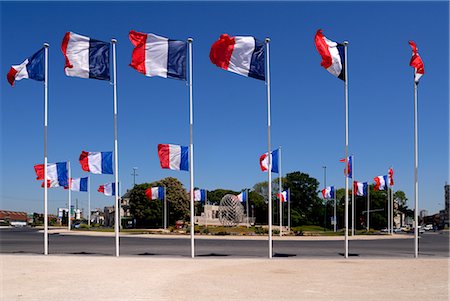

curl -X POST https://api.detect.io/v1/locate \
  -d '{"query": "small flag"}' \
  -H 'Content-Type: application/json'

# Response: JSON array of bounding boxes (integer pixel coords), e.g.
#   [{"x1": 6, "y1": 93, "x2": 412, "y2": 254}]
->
[
  {"x1": 68, "y1": 177, "x2": 89, "y2": 192},
  {"x1": 7, "y1": 48, "x2": 45, "y2": 86},
  {"x1": 260, "y1": 149, "x2": 279, "y2": 173},
  {"x1": 98, "y1": 183, "x2": 116, "y2": 196},
  {"x1": 129, "y1": 30, "x2": 187, "y2": 80},
  {"x1": 237, "y1": 191, "x2": 247, "y2": 202},
  {"x1": 278, "y1": 190, "x2": 289, "y2": 202},
  {"x1": 61, "y1": 31, "x2": 110, "y2": 81},
  {"x1": 79, "y1": 151, "x2": 113, "y2": 175},
  {"x1": 314, "y1": 29, "x2": 345, "y2": 81},
  {"x1": 209, "y1": 34, "x2": 265, "y2": 81},
  {"x1": 409, "y1": 41, "x2": 425, "y2": 84},
  {"x1": 374, "y1": 175, "x2": 388, "y2": 191},
  {"x1": 157, "y1": 144, "x2": 189, "y2": 171},
  {"x1": 322, "y1": 186, "x2": 335, "y2": 199},
  {"x1": 388, "y1": 167, "x2": 394, "y2": 186},
  {"x1": 353, "y1": 181, "x2": 368, "y2": 196},
  {"x1": 34, "y1": 162, "x2": 68, "y2": 188},
  {"x1": 194, "y1": 189, "x2": 207, "y2": 202},
  {"x1": 145, "y1": 187, "x2": 164, "y2": 200},
  {"x1": 339, "y1": 156, "x2": 352, "y2": 178}
]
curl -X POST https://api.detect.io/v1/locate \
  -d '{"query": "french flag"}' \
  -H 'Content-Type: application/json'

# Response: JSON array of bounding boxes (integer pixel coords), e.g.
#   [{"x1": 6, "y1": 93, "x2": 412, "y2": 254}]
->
[
  {"x1": 260, "y1": 149, "x2": 279, "y2": 173},
  {"x1": 61, "y1": 32, "x2": 110, "y2": 81},
  {"x1": 314, "y1": 29, "x2": 345, "y2": 81},
  {"x1": 129, "y1": 30, "x2": 187, "y2": 80},
  {"x1": 322, "y1": 186, "x2": 335, "y2": 199},
  {"x1": 278, "y1": 190, "x2": 289, "y2": 202},
  {"x1": 353, "y1": 181, "x2": 367, "y2": 196},
  {"x1": 69, "y1": 177, "x2": 88, "y2": 192},
  {"x1": 409, "y1": 41, "x2": 425, "y2": 84},
  {"x1": 158, "y1": 144, "x2": 189, "y2": 171},
  {"x1": 7, "y1": 48, "x2": 44, "y2": 86},
  {"x1": 388, "y1": 167, "x2": 394, "y2": 186},
  {"x1": 237, "y1": 191, "x2": 247, "y2": 203},
  {"x1": 194, "y1": 189, "x2": 207, "y2": 202},
  {"x1": 34, "y1": 162, "x2": 68, "y2": 188},
  {"x1": 339, "y1": 155, "x2": 353, "y2": 178},
  {"x1": 210, "y1": 34, "x2": 265, "y2": 81},
  {"x1": 98, "y1": 183, "x2": 116, "y2": 196},
  {"x1": 374, "y1": 175, "x2": 388, "y2": 191},
  {"x1": 146, "y1": 187, "x2": 164, "y2": 200},
  {"x1": 79, "y1": 151, "x2": 113, "y2": 175}
]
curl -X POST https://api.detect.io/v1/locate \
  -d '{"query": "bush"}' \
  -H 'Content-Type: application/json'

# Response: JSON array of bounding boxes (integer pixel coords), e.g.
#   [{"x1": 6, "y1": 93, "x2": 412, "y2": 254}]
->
[
  {"x1": 79, "y1": 224, "x2": 90, "y2": 229},
  {"x1": 254, "y1": 227, "x2": 268, "y2": 235}
]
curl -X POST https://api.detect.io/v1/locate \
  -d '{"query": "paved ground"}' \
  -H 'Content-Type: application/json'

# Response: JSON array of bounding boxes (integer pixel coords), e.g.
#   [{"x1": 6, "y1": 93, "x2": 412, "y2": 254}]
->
[{"x1": 1, "y1": 255, "x2": 448, "y2": 301}]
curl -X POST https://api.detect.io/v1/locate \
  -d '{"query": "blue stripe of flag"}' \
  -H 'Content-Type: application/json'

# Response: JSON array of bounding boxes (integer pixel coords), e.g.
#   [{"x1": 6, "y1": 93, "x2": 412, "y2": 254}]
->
[
  {"x1": 79, "y1": 177, "x2": 88, "y2": 192},
  {"x1": 101, "y1": 152, "x2": 113, "y2": 174},
  {"x1": 56, "y1": 162, "x2": 68, "y2": 187},
  {"x1": 89, "y1": 39, "x2": 110, "y2": 80},
  {"x1": 167, "y1": 40, "x2": 187, "y2": 80},
  {"x1": 180, "y1": 146, "x2": 189, "y2": 171},
  {"x1": 248, "y1": 38, "x2": 265, "y2": 81},
  {"x1": 158, "y1": 187, "x2": 165, "y2": 200}
]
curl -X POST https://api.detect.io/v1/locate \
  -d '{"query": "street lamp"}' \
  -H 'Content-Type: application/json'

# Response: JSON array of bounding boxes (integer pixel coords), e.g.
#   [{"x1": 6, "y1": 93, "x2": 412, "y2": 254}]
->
[{"x1": 131, "y1": 167, "x2": 138, "y2": 186}]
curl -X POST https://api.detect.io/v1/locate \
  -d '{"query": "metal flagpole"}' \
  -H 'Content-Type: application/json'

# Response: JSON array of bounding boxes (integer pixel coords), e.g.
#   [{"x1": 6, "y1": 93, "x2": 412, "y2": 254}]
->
[
  {"x1": 246, "y1": 189, "x2": 250, "y2": 228},
  {"x1": 265, "y1": 37, "x2": 272, "y2": 259},
  {"x1": 164, "y1": 186, "x2": 167, "y2": 229},
  {"x1": 43, "y1": 43, "x2": 49, "y2": 255},
  {"x1": 344, "y1": 41, "x2": 349, "y2": 259},
  {"x1": 111, "y1": 38, "x2": 120, "y2": 257},
  {"x1": 68, "y1": 161, "x2": 71, "y2": 231},
  {"x1": 367, "y1": 184, "x2": 370, "y2": 231},
  {"x1": 387, "y1": 186, "x2": 390, "y2": 234},
  {"x1": 279, "y1": 146, "x2": 282, "y2": 236},
  {"x1": 88, "y1": 177, "x2": 91, "y2": 227},
  {"x1": 205, "y1": 190, "x2": 208, "y2": 228},
  {"x1": 391, "y1": 187, "x2": 394, "y2": 233},
  {"x1": 288, "y1": 188, "x2": 291, "y2": 231},
  {"x1": 414, "y1": 79, "x2": 419, "y2": 258},
  {"x1": 351, "y1": 155, "x2": 355, "y2": 236},
  {"x1": 187, "y1": 38, "x2": 195, "y2": 258},
  {"x1": 334, "y1": 189, "x2": 337, "y2": 232}
]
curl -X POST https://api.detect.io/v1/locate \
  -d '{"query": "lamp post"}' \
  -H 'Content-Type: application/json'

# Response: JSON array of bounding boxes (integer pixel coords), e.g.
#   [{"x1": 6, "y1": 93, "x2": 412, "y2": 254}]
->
[{"x1": 131, "y1": 167, "x2": 138, "y2": 186}]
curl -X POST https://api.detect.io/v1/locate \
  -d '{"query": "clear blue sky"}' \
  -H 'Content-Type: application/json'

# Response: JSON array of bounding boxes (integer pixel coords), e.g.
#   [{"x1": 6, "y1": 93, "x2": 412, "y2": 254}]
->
[{"x1": 1, "y1": 1, "x2": 448, "y2": 216}]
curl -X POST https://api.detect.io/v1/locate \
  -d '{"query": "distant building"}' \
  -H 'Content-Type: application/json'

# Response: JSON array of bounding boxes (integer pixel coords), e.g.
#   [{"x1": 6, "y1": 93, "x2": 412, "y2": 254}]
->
[
  {"x1": 103, "y1": 190, "x2": 133, "y2": 228},
  {"x1": 439, "y1": 183, "x2": 449, "y2": 228},
  {"x1": 419, "y1": 210, "x2": 428, "y2": 223},
  {"x1": 90, "y1": 208, "x2": 105, "y2": 225},
  {"x1": 0, "y1": 210, "x2": 28, "y2": 226}
]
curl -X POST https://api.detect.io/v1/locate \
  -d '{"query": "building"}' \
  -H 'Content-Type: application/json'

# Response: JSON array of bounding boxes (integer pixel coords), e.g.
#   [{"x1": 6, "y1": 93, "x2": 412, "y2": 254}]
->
[
  {"x1": 90, "y1": 208, "x2": 105, "y2": 225},
  {"x1": 103, "y1": 190, "x2": 133, "y2": 228},
  {"x1": 0, "y1": 210, "x2": 28, "y2": 226},
  {"x1": 439, "y1": 183, "x2": 449, "y2": 228},
  {"x1": 194, "y1": 204, "x2": 256, "y2": 226}
]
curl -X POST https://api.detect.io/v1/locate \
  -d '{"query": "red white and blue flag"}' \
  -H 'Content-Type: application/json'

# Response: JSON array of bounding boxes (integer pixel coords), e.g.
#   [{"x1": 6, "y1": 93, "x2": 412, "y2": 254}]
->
[
  {"x1": 145, "y1": 187, "x2": 164, "y2": 200},
  {"x1": 322, "y1": 186, "x2": 335, "y2": 199},
  {"x1": 98, "y1": 183, "x2": 116, "y2": 196},
  {"x1": 374, "y1": 175, "x2": 388, "y2": 191},
  {"x1": 278, "y1": 190, "x2": 289, "y2": 202},
  {"x1": 158, "y1": 144, "x2": 189, "y2": 171},
  {"x1": 314, "y1": 29, "x2": 345, "y2": 81},
  {"x1": 409, "y1": 41, "x2": 425, "y2": 84},
  {"x1": 61, "y1": 32, "x2": 110, "y2": 81},
  {"x1": 7, "y1": 48, "x2": 45, "y2": 86},
  {"x1": 194, "y1": 189, "x2": 207, "y2": 202},
  {"x1": 210, "y1": 34, "x2": 265, "y2": 81},
  {"x1": 353, "y1": 181, "x2": 368, "y2": 196},
  {"x1": 129, "y1": 30, "x2": 187, "y2": 80},
  {"x1": 260, "y1": 149, "x2": 279, "y2": 173},
  {"x1": 388, "y1": 167, "x2": 394, "y2": 186},
  {"x1": 237, "y1": 190, "x2": 247, "y2": 202},
  {"x1": 79, "y1": 151, "x2": 113, "y2": 175},
  {"x1": 68, "y1": 177, "x2": 88, "y2": 192},
  {"x1": 339, "y1": 155, "x2": 353, "y2": 178},
  {"x1": 34, "y1": 162, "x2": 68, "y2": 188}
]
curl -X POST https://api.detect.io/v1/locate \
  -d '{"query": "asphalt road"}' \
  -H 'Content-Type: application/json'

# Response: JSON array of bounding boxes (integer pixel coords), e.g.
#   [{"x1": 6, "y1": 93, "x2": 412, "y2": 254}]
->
[{"x1": 0, "y1": 227, "x2": 448, "y2": 258}]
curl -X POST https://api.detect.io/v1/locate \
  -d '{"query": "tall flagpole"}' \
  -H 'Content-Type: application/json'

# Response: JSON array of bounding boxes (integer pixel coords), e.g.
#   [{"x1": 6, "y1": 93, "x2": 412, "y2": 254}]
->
[
  {"x1": 68, "y1": 161, "x2": 71, "y2": 231},
  {"x1": 279, "y1": 146, "x2": 282, "y2": 237},
  {"x1": 414, "y1": 80, "x2": 419, "y2": 258},
  {"x1": 351, "y1": 155, "x2": 355, "y2": 236},
  {"x1": 367, "y1": 184, "x2": 370, "y2": 231},
  {"x1": 343, "y1": 41, "x2": 349, "y2": 259},
  {"x1": 288, "y1": 188, "x2": 291, "y2": 231},
  {"x1": 43, "y1": 43, "x2": 49, "y2": 255},
  {"x1": 265, "y1": 37, "x2": 272, "y2": 259},
  {"x1": 111, "y1": 38, "x2": 120, "y2": 257},
  {"x1": 187, "y1": 37, "x2": 195, "y2": 259},
  {"x1": 391, "y1": 186, "x2": 394, "y2": 233},
  {"x1": 334, "y1": 188, "x2": 337, "y2": 232},
  {"x1": 246, "y1": 189, "x2": 250, "y2": 228},
  {"x1": 88, "y1": 177, "x2": 91, "y2": 227},
  {"x1": 387, "y1": 185, "x2": 391, "y2": 234},
  {"x1": 164, "y1": 186, "x2": 167, "y2": 230}
]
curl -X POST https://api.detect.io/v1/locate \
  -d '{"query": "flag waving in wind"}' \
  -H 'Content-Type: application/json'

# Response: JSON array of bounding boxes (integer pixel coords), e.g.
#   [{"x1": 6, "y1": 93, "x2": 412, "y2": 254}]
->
[
  {"x1": 146, "y1": 187, "x2": 164, "y2": 200},
  {"x1": 339, "y1": 156, "x2": 352, "y2": 178},
  {"x1": 314, "y1": 29, "x2": 345, "y2": 81},
  {"x1": 158, "y1": 144, "x2": 189, "y2": 171},
  {"x1": 237, "y1": 191, "x2": 247, "y2": 202},
  {"x1": 374, "y1": 176, "x2": 388, "y2": 191},
  {"x1": 7, "y1": 48, "x2": 44, "y2": 86},
  {"x1": 353, "y1": 181, "x2": 368, "y2": 196},
  {"x1": 278, "y1": 190, "x2": 289, "y2": 202},
  {"x1": 34, "y1": 162, "x2": 68, "y2": 188},
  {"x1": 260, "y1": 149, "x2": 279, "y2": 173},
  {"x1": 409, "y1": 41, "x2": 425, "y2": 84},
  {"x1": 322, "y1": 186, "x2": 335, "y2": 199},
  {"x1": 79, "y1": 151, "x2": 113, "y2": 174},
  {"x1": 388, "y1": 168, "x2": 394, "y2": 186},
  {"x1": 194, "y1": 189, "x2": 207, "y2": 202},
  {"x1": 67, "y1": 177, "x2": 88, "y2": 192},
  {"x1": 98, "y1": 183, "x2": 116, "y2": 196},
  {"x1": 209, "y1": 34, "x2": 265, "y2": 81}
]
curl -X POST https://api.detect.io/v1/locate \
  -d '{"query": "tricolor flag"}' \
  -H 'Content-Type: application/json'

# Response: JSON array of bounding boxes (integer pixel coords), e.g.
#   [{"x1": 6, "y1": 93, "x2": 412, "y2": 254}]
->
[
  {"x1": 209, "y1": 34, "x2": 265, "y2": 81},
  {"x1": 98, "y1": 183, "x2": 116, "y2": 196},
  {"x1": 409, "y1": 41, "x2": 425, "y2": 84},
  {"x1": 194, "y1": 189, "x2": 207, "y2": 202},
  {"x1": 278, "y1": 190, "x2": 289, "y2": 202},
  {"x1": 61, "y1": 32, "x2": 110, "y2": 81},
  {"x1": 68, "y1": 177, "x2": 88, "y2": 192},
  {"x1": 259, "y1": 149, "x2": 279, "y2": 173},
  {"x1": 322, "y1": 186, "x2": 335, "y2": 199},
  {"x1": 237, "y1": 190, "x2": 247, "y2": 203},
  {"x1": 7, "y1": 48, "x2": 44, "y2": 86},
  {"x1": 353, "y1": 181, "x2": 368, "y2": 196},
  {"x1": 157, "y1": 144, "x2": 189, "y2": 171},
  {"x1": 34, "y1": 162, "x2": 68, "y2": 188},
  {"x1": 129, "y1": 30, "x2": 187, "y2": 80},
  {"x1": 374, "y1": 175, "x2": 388, "y2": 191},
  {"x1": 388, "y1": 167, "x2": 394, "y2": 186},
  {"x1": 314, "y1": 29, "x2": 345, "y2": 81},
  {"x1": 145, "y1": 187, "x2": 164, "y2": 200},
  {"x1": 339, "y1": 155, "x2": 353, "y2": 178},
  {"x1": 79, "y1": 151, "x2": 113, "y2": 175}
]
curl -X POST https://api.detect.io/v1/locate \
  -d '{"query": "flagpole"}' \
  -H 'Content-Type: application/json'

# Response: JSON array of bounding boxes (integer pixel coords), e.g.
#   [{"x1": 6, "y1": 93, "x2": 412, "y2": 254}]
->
[
  {"x1": 164, "y1": 186, "x2": 167, "y2": 230},
  {"x1": 88, "y1": 177, "x2": 91, "y2": 227},
  {"x1": 387, "y1": 185, "x2": 390, "y2": 234},
  {"x1": 351, "y1": 155, "x2": 355, "y2": 236},
  {"x1": 111, "y1": 38, "x2": 120, "y2": 257},
  {"x1": 279, "y1": 146, "x2": 282, "y2": 237},
  {"x1": 391, "y1": 186, "x2": 394, "y2": 233},
  {"x1": 288, "y1": 188, "x2": 291, "y2": 231},
  {"x1": 68, "y1": 161, "x2": 71, "y2": 231},
  {"x1": 334, "y1": 188, "x2": 337, "y2": 232},
  {"x1": 187, "y1": 37, "x2": 195, "y2": 258},
  {"x1": 43, "y1": 42, "x2": 49, "y2": 255},
  {"x1": 205, "y1": 190, "x2": 208, "y2": 228},
  {"x1": 246, "y1": 189, "x2": 250, "y2": 228},
  {"x1": 265, "y1": 37, "x2": 272, "y2": 259},
  {"x1": 343, "y1": 40, "x2": 349, "y2": 259},
  {"x1": 367, "y1": 184, "x2": 370, "y2": 231},
  {"x1": 414, "y1": 80, "x2": 419, "y2": 258}
]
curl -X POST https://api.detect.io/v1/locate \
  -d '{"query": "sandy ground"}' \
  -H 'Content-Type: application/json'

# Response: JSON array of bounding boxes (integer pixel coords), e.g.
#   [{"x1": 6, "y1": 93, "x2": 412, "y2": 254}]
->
[{"x1": 1, "y1": 255, "x2": 448, "y2": 301}]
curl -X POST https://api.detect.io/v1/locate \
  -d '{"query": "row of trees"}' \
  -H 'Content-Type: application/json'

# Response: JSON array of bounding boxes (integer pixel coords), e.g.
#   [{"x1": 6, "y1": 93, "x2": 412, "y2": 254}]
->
[{"x1": 127, "y1": 172, "x2": 411, "y2": 229}]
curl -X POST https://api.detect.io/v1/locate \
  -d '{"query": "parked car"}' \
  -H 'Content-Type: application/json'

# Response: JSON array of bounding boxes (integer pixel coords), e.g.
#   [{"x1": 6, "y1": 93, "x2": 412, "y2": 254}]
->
[{"x1": 423, "y1": 224, "x2": 433, "y2": 231}]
